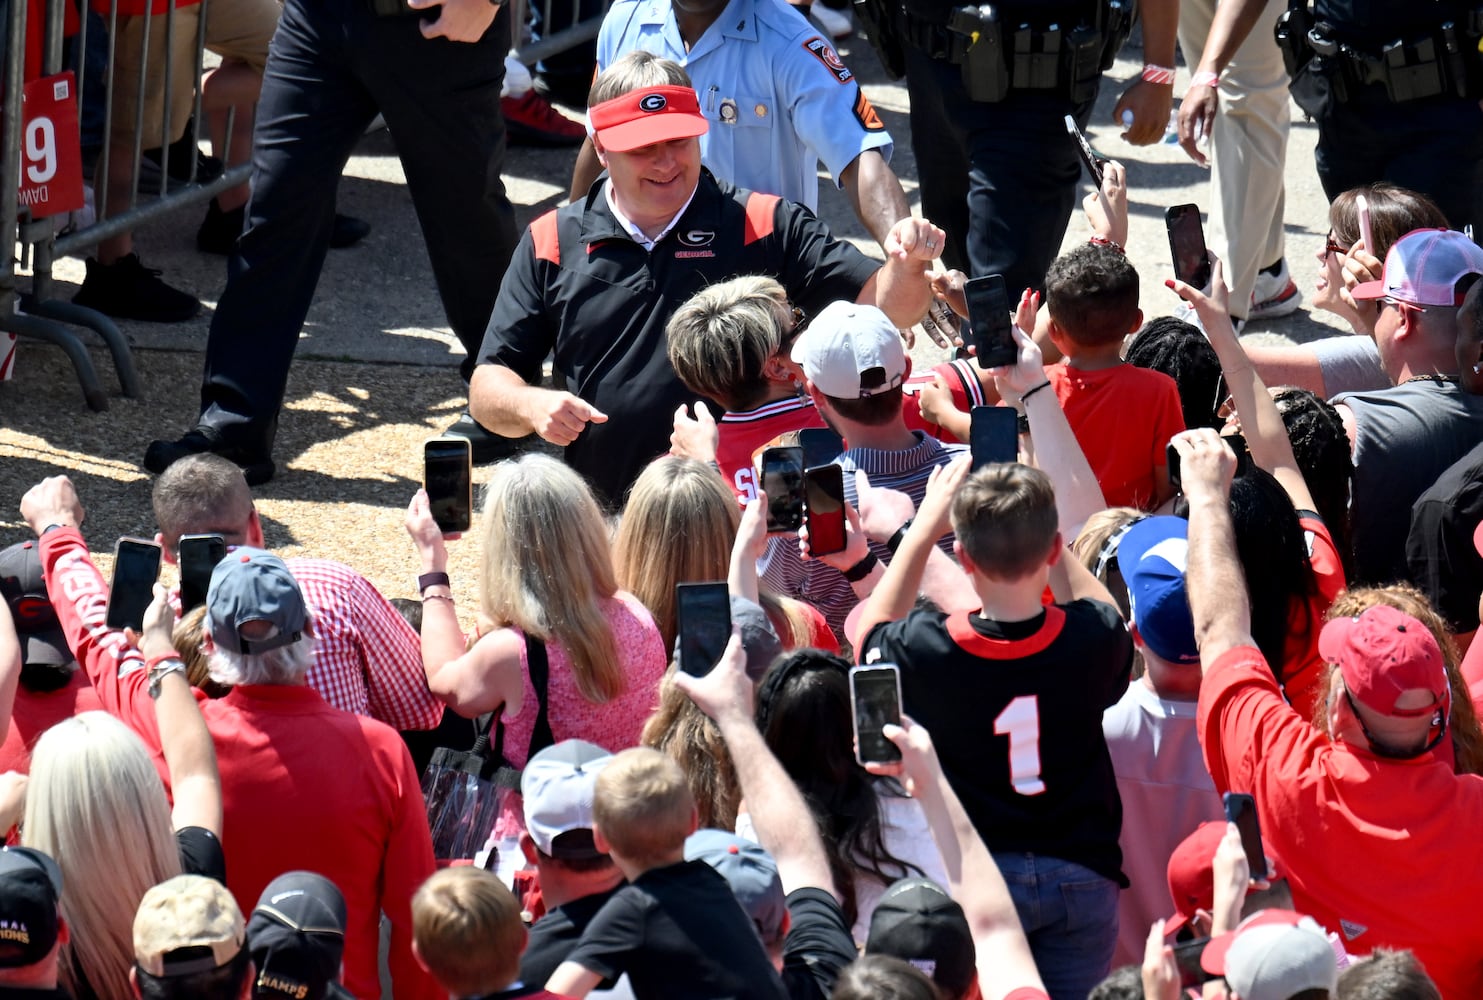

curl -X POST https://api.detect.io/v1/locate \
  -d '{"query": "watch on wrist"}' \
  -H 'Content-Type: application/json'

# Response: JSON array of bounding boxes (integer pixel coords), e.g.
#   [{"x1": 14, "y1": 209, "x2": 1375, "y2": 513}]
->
[
  {"x1": 843, "y1": 551, "x2": 880, "y2": 583},
  {"x1": 886, "y1": 519, "x2": 914, "y2": 557},
  {"x1": 418, "y1": 571, "x2": 451, "y2": 593}
]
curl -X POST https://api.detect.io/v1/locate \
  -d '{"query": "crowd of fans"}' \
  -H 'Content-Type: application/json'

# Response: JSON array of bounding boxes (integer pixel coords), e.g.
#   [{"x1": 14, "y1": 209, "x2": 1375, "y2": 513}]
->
[{"x1": 6, "y1": 0, "x2": 1483, "y2": 994}]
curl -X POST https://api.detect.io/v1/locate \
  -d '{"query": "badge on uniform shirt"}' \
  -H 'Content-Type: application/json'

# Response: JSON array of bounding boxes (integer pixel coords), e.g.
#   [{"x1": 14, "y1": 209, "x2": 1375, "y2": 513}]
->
[
  {"x1": 719, "y1": 97, "x2": 738, "y2": 124},
  {"x1": 802, "y1": 36, "x2": 853, "y2": 84}
]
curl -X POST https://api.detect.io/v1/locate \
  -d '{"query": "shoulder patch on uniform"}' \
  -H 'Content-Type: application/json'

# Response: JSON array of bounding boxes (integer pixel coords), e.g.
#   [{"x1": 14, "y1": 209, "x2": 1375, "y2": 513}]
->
[
  {"x1": 530, "y1": 210, "x2": 560, "y2": 264},
  {"x1": 853, "y1": 88, "x2": 884, "y2": 131},
  {"x1": 743, "y1": 192, "x2": 780, "y2": 246},
  {"x1": 802, "y1": 36, "x2": 853, "y2": 84}
]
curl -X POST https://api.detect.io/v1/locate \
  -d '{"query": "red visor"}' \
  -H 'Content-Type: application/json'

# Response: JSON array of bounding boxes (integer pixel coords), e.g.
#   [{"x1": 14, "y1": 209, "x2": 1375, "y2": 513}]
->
[{"x1": 589, "y1": 85, "x2": 708, "y2": 152}]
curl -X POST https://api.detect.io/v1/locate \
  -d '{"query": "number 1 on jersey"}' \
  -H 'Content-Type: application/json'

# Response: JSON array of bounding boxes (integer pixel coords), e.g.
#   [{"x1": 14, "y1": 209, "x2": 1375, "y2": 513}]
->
[{"x1": 994, "y1": 695, "x2": 1045, "y2": 796}]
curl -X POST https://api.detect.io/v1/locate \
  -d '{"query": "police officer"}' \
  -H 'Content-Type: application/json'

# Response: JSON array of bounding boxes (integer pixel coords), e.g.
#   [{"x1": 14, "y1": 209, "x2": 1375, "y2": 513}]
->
[
  {"x1": 1181, "y1": 0, "x2": 1483, "y2": 235},
  {"x1": 569, "y1": 0, "x2": 912, "y2": 248},
  {"x1": 856, "y1": 0, "x2": 1173, "y2": 296},
  {"x1": 144, "y1": 0, "x2": 521, "y2": 483}
]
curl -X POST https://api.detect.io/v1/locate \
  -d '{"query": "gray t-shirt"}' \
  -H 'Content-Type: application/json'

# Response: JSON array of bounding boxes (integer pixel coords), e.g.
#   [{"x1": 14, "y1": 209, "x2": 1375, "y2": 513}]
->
[
  {"x1": 1334, "y1": 379, "x2": 1483, "y2": 584},
  {"x1": 1311, "y1": 335, "x2": 1389, "y2": 396}
]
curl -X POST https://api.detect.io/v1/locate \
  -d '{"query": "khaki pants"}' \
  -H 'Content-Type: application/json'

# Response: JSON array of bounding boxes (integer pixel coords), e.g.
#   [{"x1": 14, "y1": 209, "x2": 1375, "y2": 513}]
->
[
  {"x1": 1178, "y1": 0, "x2": 1291, "y2": 318},
  {"x1": 108, "y1": 0, "x2": 278, "y2": 149}
]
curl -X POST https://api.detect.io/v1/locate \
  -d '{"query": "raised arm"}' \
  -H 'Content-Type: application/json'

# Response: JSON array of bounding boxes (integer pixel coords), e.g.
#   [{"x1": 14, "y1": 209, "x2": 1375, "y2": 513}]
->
[
  {"x1": 675, "y1": 632, "x2": 838, "y2": 899},
  {"x1": 0, "y1": 601, "x2": 20, "y2": 747},
  {"x1": 133, "y1": 585, "x2": 222, "y2": 836},
  {"x1": 1174, "y1": 430, "x2": 1255, "y2": 667},
  {"x1": 1170, "y1": 255, "x2": 1318, "y2": 514},
  {"x1": 860, "y1": 217, "x2": 946, "y2": 328},
  {"x1": 840, "y1": 150, "x2": 912, "y2": 250},
  {"x1": 873, "y1": 717, "x2": 1045, "y2": 999}
]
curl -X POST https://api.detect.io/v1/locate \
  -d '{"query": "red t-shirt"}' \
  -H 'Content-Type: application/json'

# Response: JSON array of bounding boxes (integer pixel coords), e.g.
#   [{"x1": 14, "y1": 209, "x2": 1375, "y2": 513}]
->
[
  {"x1": 715, "y1": 397, "x2": 826, "y2": 503},
  {"x1": 0, "y1": 670, "x2": 101, "y2": 774},
  {"x1": 1277, "y1": 516, "x2": 1347, "y2": 722},
  {"x1": 1198, "y1": 644, "x2": 1483, "y2": 998},
  {"x1": 1046, "y1": 362, "x2": 1185, "y2": 511}
]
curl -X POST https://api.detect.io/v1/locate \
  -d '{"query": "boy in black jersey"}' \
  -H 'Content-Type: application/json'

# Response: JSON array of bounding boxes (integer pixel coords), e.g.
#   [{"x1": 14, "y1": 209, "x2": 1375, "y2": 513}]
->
[
  {"x1": 855, "y1": 457, "x2": 1133, "y2": 1000},
  {"x1": 545, "y1": 748, "x2": 787, "y2": 1000}
]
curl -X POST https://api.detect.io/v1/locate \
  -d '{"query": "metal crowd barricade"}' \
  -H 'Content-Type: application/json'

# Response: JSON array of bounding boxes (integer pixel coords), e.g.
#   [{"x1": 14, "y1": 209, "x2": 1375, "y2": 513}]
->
[
  {"x1": 0, "y1": 0, "x2": 248, "y2": 409},
  {"x1": 0, "y1": 0, "x2": 603, "y2": 410}
]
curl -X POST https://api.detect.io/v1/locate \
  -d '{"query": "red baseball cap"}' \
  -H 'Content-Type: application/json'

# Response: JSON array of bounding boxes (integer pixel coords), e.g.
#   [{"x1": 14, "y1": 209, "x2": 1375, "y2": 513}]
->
[
  {"x1": 1319, "y1": 605, "x2": 1448, "y2": 718},
  {"x1": 589, "y1": 85, "x2": 708, "y2": 153},
  {"x1": 1164, "y1": 822, "x2": 1282, "y2": 936}
]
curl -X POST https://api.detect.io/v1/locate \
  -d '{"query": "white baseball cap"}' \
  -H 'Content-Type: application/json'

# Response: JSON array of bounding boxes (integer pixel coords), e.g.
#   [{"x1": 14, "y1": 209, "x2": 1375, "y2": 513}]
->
[
  {"x1": 521, "y1": 740, "x2": 614, "y2": 859},
  {"x1": 790, "y1": 301, "x2": 906, "y2": 399}
]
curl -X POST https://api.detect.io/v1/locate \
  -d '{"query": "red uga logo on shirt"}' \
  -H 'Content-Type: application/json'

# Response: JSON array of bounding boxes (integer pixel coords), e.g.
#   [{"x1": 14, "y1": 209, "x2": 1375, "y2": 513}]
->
[{"x1": 803, "y1": 36, "x2": 853, "y2": 84}]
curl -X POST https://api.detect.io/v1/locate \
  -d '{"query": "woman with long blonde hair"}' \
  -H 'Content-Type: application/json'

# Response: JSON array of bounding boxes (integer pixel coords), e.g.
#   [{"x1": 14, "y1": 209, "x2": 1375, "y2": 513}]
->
[{"x1": 408, "y1": 454, "x2": 666, "y2": 766}]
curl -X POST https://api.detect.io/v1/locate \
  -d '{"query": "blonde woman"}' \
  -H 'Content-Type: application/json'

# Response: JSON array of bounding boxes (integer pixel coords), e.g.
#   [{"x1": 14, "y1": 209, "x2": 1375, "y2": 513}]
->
[
  {"x1": 614, "y1": 455, "x2": 832, "y2": 652},
  {"x1": 406, "y1": 454, "x2": 666, "y2": 763},
  {"x1": 21, "y1": 585, "x2": 223, "y2": 1000}
]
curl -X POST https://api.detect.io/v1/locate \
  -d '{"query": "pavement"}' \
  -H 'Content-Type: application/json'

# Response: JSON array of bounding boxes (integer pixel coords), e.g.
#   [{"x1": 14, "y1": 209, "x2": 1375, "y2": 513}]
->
[{"x1": 23, "y1": 18, "x2": 1348, "y2": 384}]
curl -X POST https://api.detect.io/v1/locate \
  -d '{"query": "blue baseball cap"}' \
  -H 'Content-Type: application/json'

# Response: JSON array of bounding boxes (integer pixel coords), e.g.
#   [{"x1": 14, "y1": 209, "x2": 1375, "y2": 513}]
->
[
  {"x1": 684, "y1": 829, "x2": 786, "y2": 944},
  {"x1": 1120, "y1": 517, "x2": 1198, "y2": 665}
]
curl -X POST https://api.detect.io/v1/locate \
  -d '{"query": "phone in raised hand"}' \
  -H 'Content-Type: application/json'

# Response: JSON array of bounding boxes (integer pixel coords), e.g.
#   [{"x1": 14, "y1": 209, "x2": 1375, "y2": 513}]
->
[
  {"x1": 1166, "y1": 204, "x2": 1212, "y2": 290},
  {"x1": 964, "y1": 274, "x2": 1017, "y2": 368},
  {"x1": 106, "y1": 538, "x2": 162, "y2": 633},
  {"x1": 850, "y1": 664, "x2": 902, "y2": 765}
]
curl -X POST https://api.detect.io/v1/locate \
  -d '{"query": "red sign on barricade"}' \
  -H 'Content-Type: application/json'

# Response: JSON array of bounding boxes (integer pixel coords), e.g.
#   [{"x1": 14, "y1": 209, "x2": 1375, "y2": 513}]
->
[{"x1": 17, "y1": 72, "x2": 83, "y2": 219}]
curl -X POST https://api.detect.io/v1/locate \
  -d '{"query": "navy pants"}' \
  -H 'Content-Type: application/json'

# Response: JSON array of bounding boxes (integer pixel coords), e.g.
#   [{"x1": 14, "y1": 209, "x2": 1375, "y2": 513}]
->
[
  {"x1": 904, "y1": 46, "x2": 1096, "y2": 296},
  {"x1": 198, "y1": 0, "x2": 518, "y2": 456},
  {"x1": 1314, "y1": 87, "x2": 1483, "y2": 236}
]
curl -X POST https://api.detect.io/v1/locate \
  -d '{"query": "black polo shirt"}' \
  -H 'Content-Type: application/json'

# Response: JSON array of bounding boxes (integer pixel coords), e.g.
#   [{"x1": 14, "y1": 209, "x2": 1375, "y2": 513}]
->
[
  {"x1": 477, "y1": 170, "x2": 879, "y2": 506},
  {"x1": 862, "y1": 600, "x2": 1133, "y2": 886}
]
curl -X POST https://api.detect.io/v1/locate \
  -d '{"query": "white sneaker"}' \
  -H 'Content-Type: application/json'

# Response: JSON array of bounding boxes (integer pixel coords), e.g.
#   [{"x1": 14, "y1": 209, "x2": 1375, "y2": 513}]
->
[
  {"x1": 812, "y1": 3, "x2": 852, "y2": 38},
  {"x1": 1250, "y1": 258, "x2": 1303, "y2": 320}
]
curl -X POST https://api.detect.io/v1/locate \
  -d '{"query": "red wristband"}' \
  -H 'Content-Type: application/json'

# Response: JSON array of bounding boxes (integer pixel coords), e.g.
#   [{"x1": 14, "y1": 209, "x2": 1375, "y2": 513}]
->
[
  {"x1": 1141, "y1": 64, "x2": 1176, "y2": 85},
  {"x1": 1190, "y1": 70, "x2": 1220, "y2": 89}
]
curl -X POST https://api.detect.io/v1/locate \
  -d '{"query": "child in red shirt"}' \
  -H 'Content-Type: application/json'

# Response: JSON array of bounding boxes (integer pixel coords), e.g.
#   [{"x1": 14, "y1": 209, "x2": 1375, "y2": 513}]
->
[{"x1": 1043, "y1": 244, "x2": 1185, "y2": 511}]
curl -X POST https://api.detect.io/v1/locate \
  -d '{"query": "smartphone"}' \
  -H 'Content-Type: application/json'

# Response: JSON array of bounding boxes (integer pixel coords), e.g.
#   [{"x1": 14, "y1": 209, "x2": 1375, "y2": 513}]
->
[
  {"x1": 1171, "y1": 938, "x2": 1214, "y2": 987},
  {"x1": 850, "y1": 664, "x2": 903, "y2": 765},
  {"x1": 1223, "y1": 792, "x2": 1269, "y2": 881},
  {"x1": 105, "y1": 538, "x2": 162, "y2": 633},
  {"x1": 798, "y1": 427, "x2": 844, "y2": 470},
  {"x1": 177, "y1": 533, "x2": 226, "y2": 614},
  {"x1": 675, "y1": 582, "x2": 732, "y2": 677},
  {"x1": 424, "y1": 437, "x2": 473, "y2": 535},
  {"x1": 804, "y1": 464, "x2": 847, "y2": 557},
  {"x1": 1356, "y1": 193, "x2": 1374, "y2": 253},
  {"x1": 1166, "y1": 204, "x2": 1212, "y2": 290},
  {"x1": 970, "y1": 405, "x2": 1019, "y2": 471},
  {"x1": 1166, "y1": 441, "x2": 1182, "y2": 492},
  {"x1": 760, "y1": 446, "x2": 806, "y2": 533},
  {"x1": 964, "y1": 274, "x2": 1017, "y2": 368},
  {"x1": 1064, "y1": 114, "x2": 1105, "y2": 187}
]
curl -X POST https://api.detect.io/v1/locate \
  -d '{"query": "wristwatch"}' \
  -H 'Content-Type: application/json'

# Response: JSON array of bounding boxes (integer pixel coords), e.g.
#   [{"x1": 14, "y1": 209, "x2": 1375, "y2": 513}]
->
[
  {"x1": 418, "y1": 571, "x2": 451, "y2": 593},
  {"x1": 147, "y1": 658, "x2": 188, "y2": 699}
]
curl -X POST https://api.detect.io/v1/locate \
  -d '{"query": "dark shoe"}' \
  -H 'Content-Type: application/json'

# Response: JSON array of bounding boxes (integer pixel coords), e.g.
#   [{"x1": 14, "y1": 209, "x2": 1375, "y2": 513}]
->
[
  {"x1": 330, "y1": 213, "x2": 371, "y2": 249},
  {"x1": 196, "y1": 200, "x2": 246, "y2": 255},
  {"x1": 72, "y1": 254, "x2": 200, "y2": 323},
  {"x1": 141, "y1": 127, "x2": 224, "y2": 187},
  {"x1": 503, "y1": 91, "x2": 586, "y2": 147},
  {"x1": 533, "y1": 73, "x2": 593, "y2": 110},
  {"x1": 444, "y1": 412, "x2": 530, "y2": 465},
  {"x1": 143, "y1": 428, "x2": 275, "y2": 485}
]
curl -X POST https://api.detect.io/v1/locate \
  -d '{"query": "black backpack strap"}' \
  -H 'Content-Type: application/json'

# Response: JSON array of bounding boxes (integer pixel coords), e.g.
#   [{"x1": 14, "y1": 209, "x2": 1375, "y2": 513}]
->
[{"x1": 525, "y1": 634, "x2": 556, "y2": 760}]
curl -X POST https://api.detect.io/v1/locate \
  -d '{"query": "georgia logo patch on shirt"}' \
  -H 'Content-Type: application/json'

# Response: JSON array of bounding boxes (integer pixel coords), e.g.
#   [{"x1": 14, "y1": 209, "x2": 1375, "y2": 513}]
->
[{"x1": 803, "y1": 36, "x2": 853, "y2": 83}]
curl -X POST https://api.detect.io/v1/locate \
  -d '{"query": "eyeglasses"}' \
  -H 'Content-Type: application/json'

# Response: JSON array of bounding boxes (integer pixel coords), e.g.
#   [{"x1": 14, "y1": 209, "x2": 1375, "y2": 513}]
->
[
  {"x1": 1381, "y1": 296, "x2": 1427, "y2": 315},
  {"x1": 1322, "y1": 234, "x2": 1348, "y2": 260},
  {"x1": 1212, "y1": 372, "x2": 1234, "y2": 421}
]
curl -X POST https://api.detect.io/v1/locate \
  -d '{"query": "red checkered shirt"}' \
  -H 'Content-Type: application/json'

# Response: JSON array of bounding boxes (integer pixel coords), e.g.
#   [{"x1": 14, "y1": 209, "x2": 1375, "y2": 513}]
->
[{"x1": 284, "y1": 558, "x2": 442, "y2": 731}]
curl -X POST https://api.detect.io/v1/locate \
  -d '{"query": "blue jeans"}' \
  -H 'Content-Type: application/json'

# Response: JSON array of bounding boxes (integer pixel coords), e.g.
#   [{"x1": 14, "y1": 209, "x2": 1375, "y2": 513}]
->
[{"x1": 993, "y1": 852, "x2": 1119, "y2": 1000}]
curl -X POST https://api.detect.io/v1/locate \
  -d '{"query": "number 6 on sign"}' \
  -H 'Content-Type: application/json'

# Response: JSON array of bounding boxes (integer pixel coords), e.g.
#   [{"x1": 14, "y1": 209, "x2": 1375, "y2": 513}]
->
[
  {"x1": 15, "y1": 72, "x2": 84, "y2": 218},
  {"x1": 994, "y1": 695, "x2": 1045, "y2": 795}
]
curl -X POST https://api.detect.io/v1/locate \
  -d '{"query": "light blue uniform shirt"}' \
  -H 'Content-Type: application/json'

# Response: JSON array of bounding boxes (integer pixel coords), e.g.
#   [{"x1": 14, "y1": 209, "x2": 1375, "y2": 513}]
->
[{"x1": 596, "y1": 0, "x2": 893, "y2": 212}]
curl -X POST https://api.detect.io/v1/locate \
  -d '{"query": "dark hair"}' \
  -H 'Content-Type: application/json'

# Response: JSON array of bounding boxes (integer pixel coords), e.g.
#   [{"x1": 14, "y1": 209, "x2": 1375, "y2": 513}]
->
[
  {"x1": 1287, "y1": 992, "x2": 1332, "y2": 1000},
  {"x1": 135, "y1": 949, "x2": 251, "y2": 1000},
  {"x1": 1125, "y1": 317, "x2": 1223, "y2": 431},
  {"x1": 1330, "y1": 183, "x2": 1449, "y2": 257},
  {"x1": 535, "y1": 847, "x2": 618, "y2": 875},
  {"x1": 831, "y1": 955, "x2": 941, "y2": 1000},
  {"x1": 1227, "y1": 465, "x2": 1316, "y2": 673},
  {"x1": 1045, "y1": 243, "x2": 1140, "y2": 347},
  {"x1": 1089, "y1": 965, "x2": 1144, "y2": 1000},
  {"x1": 756, "y1": 649, "x2": 922, "y2": 929},
  {"x1": 824, "y1": 385, "x2": 905, "y2": 427},
  {"x1": 1337, "y1": 948, "x2": 1442, "y2": 1000},
  {"x1": 20, "y1": 662, "x2": 74, "y2": 693},
  {"x1": 1271, "y1": 386, "x2": 1354, "y2": 576}
]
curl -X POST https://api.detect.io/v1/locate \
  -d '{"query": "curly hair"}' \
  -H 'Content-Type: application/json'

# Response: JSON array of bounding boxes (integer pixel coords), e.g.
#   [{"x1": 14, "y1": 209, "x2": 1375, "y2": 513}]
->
[
  {"x1": 1126, "y1": 316, "x2": 1224, "y2": 431},
  {"x1": 1272, "y1": 386, "x2": 1354, "y2": 576}
]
